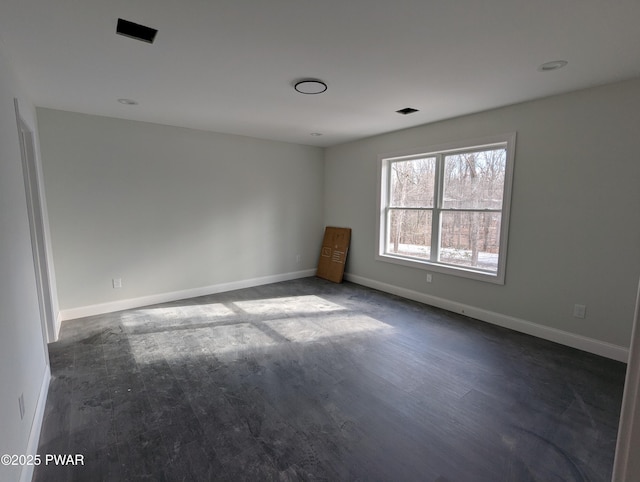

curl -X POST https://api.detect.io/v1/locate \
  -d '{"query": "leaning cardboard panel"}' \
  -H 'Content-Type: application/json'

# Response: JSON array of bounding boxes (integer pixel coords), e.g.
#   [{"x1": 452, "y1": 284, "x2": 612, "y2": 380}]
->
[{"x1": 316, "y1": 227, "x2": 351, "y2": 283}]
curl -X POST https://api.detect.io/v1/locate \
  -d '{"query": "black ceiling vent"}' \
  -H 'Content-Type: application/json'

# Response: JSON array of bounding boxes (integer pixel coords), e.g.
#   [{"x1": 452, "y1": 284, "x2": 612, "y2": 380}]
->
[
  {"x1": 396, "y1": 107, "x2": 419, "y2": 115},
  {"x1": 116, "y1": 18, "x2": 158, "y2": 44}
]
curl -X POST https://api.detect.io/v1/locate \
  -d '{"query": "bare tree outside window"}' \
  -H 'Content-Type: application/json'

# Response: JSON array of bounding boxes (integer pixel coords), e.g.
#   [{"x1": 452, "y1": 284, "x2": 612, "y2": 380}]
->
[
  {"x1": 440, "y1": 149, "x2": 505, "y2": 270},
  {"x1": 381, "y1": 136, "x2": 514, "y2": 282},
  {"x1": 389, "y1": 157, "x2": 435, "y2": 258}
]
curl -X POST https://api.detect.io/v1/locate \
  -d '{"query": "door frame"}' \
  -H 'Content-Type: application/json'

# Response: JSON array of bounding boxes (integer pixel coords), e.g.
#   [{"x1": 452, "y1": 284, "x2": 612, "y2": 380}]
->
[
  {"x1": 14, "y1": 99, "x2": 56, "y2": 344},
  {"x1": 612, "y1": 278, "x2": 640, "y2": 481}
]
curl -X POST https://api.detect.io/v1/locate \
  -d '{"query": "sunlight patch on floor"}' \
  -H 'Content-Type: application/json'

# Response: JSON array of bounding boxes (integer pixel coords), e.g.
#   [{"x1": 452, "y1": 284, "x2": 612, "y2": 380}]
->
[
  {"x1": 129, "y1": 322, "x2": 280, "y2": 363},
  {"x1": 125, "y1": 295, "x2": 390, "y2": 364},
  {"x1": 264, "y1": 314, "x2": 391, "y2": 343},
  {"x1": 233, "y1": 295, "x2": 345, "y2": 316},
  {"x1": 134, "y1": 303, "x2": 236, "y2": 321}
]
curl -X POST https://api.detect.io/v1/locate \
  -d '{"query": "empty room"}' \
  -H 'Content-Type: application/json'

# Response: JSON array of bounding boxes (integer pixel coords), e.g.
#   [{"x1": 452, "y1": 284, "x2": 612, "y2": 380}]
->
[{"x1": 1, "y1": 1, "x2": 640, "y2": 481}]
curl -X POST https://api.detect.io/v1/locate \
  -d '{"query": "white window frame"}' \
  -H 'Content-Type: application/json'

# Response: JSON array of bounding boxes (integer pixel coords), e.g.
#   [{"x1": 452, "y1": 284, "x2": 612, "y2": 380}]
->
[{"x1": 376, "y1": 133, "x2": 516, "y2": 284}]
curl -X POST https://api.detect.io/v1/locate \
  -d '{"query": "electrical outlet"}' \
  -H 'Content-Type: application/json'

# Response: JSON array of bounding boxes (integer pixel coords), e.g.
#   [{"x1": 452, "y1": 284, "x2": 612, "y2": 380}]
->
[
  {"x1": 296, "y1": 254, "x2": 301, "y2": 264},
  {"x1": 573, "y1": 304, "x2": 586, "y2": 319},
  {"x1": 18, "y1": 393, "x2": 25, "y2": 420},
  {"x1": 426, "y1": 274, "x2": 432, "y2": 283},
  {"x1": 112, "y1": 278, "x2": 122, "y2": 289}
]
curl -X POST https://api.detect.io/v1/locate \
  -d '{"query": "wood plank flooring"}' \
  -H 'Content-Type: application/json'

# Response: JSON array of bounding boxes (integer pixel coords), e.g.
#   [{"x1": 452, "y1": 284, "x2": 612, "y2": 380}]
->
[{"x1": 34, "y1": 277, "x2": 626, "y2": 481}]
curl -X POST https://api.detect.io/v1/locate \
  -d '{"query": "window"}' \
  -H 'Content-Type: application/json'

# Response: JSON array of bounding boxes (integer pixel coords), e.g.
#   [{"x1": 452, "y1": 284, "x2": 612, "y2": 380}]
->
[{"x1": 377, "y1": 133, "x2": 515, "y2": 283}]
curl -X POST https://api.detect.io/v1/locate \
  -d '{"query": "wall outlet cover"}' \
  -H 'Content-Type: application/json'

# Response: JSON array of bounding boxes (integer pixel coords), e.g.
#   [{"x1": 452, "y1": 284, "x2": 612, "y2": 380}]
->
[{"x1": 573, "y1": 304, "x2": 587, "y2": 319}]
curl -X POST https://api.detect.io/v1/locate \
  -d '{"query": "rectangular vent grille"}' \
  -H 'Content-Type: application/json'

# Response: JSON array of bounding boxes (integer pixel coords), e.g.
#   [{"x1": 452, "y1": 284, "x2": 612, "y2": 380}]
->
[
  {"x1": 396, "y1": 107, "x2": 419, "y2": 115},
  {"x1": 116, "y1": 18, "x2": 158, "y2": 44}
]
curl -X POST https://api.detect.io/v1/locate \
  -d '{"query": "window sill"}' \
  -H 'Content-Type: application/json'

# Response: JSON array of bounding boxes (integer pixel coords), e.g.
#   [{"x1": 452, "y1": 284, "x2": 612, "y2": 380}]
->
[{"x1": 376, "y1": 252, "x2": 505, "y2": 285}]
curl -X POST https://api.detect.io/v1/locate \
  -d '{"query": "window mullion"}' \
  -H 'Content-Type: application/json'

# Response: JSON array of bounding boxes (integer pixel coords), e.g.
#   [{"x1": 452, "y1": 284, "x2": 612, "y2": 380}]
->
[{"x1": 431, "y1": 154, "x2": 444, "y2": 263}]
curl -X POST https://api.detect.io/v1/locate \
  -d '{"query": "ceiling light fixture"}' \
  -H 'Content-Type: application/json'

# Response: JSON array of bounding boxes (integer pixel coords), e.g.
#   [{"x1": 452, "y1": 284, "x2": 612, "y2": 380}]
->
[
  {"x1": 294, "y1": 79, "x2": 328, "y2": 94},
  {"x1": 538, "y1": 60, "x2": 568, "y2": 72},
  {"x1": 117, "y1": 98, "x2": 138, "y2": 105}
]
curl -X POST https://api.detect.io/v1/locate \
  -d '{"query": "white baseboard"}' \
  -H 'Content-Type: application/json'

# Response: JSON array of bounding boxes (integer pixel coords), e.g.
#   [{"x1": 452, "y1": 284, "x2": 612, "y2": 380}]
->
[
  {"x1": 59, "y1": 269, "x2": 316, "y2": 321},
  {"x1": 53, "y1": 312, "x2": 61, "y2": 342},
  {"x1": 57, "y1": 269, "x2": 627, "y2": 361},
  {"x1": 345, "y1": 273, "x2": 629, "y2": 362},
  {"x1": 19, "y1": 365, "x2": 51, "y2": 482}
]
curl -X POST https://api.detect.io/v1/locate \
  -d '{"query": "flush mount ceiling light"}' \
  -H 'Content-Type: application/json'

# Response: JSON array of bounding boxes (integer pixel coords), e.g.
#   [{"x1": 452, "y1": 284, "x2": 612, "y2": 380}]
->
[
  {"x1": 294, "y1": 79, "x2": 328, "y2": 94},
  {"x1": 538, "y1": 60, "x2": 568, "y2": 72},
  {"x1": 117, "y1": 98, "x2": 138, "y2": 105}
]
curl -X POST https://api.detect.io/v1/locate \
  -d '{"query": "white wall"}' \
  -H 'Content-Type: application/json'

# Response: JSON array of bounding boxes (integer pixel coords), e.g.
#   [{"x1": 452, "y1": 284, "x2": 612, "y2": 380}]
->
[
  {"x1": 37, "y1": 109, "x2": 325, "y2": 314},
  {"x1": 324, "y1": 78, "x2": 640, "y2": 358},
  {"x1": 0, "y1": 46, "x2": 49, "y2": 482}
]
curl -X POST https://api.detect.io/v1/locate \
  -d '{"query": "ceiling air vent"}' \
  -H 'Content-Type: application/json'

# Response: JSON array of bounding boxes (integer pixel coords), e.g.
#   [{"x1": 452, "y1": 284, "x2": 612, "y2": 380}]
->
[
  {"x1": 396, "y1": 107, "x2": 419, "y2": 115},
  {"x1": 116, "y1": 18, "x2": 158, "y2": 44}
]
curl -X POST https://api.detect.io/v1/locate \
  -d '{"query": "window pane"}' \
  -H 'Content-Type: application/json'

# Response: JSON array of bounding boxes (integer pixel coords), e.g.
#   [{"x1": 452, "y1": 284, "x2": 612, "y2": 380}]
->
[
  {"x1": 390, "y1": 158, "x2": 436, "y2": 207},
  {"x1": 387, "y1": 209, "x2": 432, "y2": 259},
  {"x1": 439, "y1": 211, "x2": 501, "y2": 272},
  {"x1": 442, "y1": 149, "x2": 506, "y2": 209}
]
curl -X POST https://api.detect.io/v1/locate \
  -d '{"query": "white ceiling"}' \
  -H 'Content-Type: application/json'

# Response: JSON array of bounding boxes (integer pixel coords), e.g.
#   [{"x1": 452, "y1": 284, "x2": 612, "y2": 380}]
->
[{"x1": 1, "y1": 0, "x2": 639, "y2": 147}]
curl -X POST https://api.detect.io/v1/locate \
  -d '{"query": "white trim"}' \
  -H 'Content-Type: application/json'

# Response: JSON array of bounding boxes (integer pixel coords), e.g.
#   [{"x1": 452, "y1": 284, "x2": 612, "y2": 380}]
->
[
  {"x1": 373, "y1": 253, "x2": 505, "y2": 284},
  {"x1": 19, "y1": 365, "x2": 51, "y2": 482},
  {"x1": 53, "y1": 312, "x2": 62, "y2": 341},
  {"x1": 59, "y1": 269, "x2": 317, "y2": 321},
  {"x1": 612, "y1": 278, "x2": 640, "y2": 481},
  {"x1": 376, "y1": 132, "x2": 516, "y2": 285},
  {"x1": 15, "y1": 99, "x2": 57, "y2": 345},
  {"x1": 344, "y1": 273, "x2": 629, "y2": 362}
]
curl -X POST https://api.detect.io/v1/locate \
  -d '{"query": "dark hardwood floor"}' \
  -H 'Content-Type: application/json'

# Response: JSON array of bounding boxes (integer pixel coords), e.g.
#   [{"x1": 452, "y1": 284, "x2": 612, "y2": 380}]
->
[{"x1": 34, "y1": 277, "x2": 626, "y2": 481}]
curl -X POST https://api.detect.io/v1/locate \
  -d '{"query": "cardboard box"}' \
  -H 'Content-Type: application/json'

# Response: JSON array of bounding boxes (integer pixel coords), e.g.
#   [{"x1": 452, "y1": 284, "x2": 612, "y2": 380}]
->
[{"x1": 316, "y1": 227, "x2": 351, "y2": 283}]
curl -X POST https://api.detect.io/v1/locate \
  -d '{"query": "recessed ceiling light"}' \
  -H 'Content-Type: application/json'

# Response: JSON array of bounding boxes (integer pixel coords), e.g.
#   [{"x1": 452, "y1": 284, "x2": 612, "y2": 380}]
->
[
  {"x1": 310, "y1": 132, "x2": 323, "y2": 136},
  {"x1": 117, "y1": 98, "x2": 138, "y2": 105},
  {"x1": 538, "y1": 60, "x2": 568, "y2": 72},
  {"x1": 396, "y1": 107, "x2": 419, "y2": 115},
  {"x1": 294, "y1": 79, "x2": 328, "y2": 95}
]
